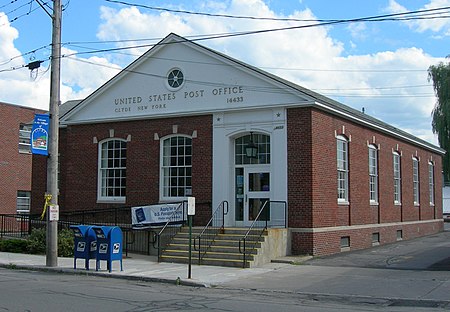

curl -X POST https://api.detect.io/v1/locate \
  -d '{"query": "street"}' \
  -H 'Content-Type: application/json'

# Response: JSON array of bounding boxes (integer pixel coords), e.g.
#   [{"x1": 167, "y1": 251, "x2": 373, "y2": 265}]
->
[{"x1": 0, "y1": 268, "x2": 448, "y2": 312}]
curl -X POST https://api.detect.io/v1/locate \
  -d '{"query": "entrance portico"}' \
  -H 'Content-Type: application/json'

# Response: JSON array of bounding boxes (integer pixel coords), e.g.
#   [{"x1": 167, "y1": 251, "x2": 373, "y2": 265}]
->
[{"x1": 212, "y1": 109, "x2": 288, "y2": 227}]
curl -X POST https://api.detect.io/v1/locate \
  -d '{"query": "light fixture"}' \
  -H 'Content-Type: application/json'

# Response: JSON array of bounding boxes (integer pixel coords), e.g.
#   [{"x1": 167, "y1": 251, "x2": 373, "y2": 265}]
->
[{"x1": 245, "y1": 132, "x2": 258, "y2": 159}]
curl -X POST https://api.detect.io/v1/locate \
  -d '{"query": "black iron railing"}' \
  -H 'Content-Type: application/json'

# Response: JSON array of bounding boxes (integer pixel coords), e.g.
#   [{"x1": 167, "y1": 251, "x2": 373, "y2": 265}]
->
[
  {"x1": 0, "y1": 214, "x2": 33, "y2": 239},
  {"x1": 239, "y1": 200, "x2": 287, "y2": 268},
  {"x1": 153, "y1": 201, "x2": 187, "y2": 261},
  {"x1": 194, "y1": 201, "x2": 228, "y2": 264}
]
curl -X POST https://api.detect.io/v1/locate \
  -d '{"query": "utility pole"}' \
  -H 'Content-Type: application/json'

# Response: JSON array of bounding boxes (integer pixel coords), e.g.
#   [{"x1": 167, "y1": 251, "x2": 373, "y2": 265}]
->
[{"x1": 46, "y1": 0, "x2": 62, "y2": 267}]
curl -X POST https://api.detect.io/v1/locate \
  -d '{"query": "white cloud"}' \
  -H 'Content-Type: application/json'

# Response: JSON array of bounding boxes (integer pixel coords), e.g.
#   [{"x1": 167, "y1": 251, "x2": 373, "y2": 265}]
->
[
  {"x1": 92, "y1": 0, "x2": 442, "y2": 142},
  {"x1": 386, "y1": 0, "x2": 450, "y2": 35},
  {"x1": 0, "y1": 12, "x2": 122, "y2": 110},
  {"x1": 347, "y1": 22, "x2": 367, "y2": 40},
  {"x1": 0, "y1": 1, "x2": 446, "y2": 144}
]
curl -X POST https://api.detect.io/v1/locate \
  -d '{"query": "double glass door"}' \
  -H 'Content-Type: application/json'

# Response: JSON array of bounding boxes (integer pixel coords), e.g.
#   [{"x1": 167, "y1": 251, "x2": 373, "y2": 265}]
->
[{"x1": 235, "y1": 166, "x2": 270, "y2": 226}]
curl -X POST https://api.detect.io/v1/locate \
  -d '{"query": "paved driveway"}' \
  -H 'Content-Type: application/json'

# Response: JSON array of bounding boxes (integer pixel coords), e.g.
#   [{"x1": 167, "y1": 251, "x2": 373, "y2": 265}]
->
[{"x1": 303, "y1": 223, "x2": 450, "y2": 270}]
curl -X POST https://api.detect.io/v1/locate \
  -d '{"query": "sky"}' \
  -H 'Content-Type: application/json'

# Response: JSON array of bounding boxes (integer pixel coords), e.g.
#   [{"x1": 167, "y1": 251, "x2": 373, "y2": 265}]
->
[{"x1": 0, "y1": 0, "x2": 449, "y2": 144}]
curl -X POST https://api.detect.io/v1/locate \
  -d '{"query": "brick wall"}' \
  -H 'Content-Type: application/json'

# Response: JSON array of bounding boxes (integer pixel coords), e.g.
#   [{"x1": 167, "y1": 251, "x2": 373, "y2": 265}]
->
[
  {"x1": 291, "y1": 220, "x2": 443, "y2": 256},
  {"x1": 31, "y1": 115, "x2": 213, "y2": 224},
  {"x1": 288, "y1": 107, "x2": 443, "y2": 256},
  {"x1": 286, "y1": 108, "x2": 313, "y2": 228},
  {"x1": 0, "y1": 103, "x2": 44, "y2": 214}
]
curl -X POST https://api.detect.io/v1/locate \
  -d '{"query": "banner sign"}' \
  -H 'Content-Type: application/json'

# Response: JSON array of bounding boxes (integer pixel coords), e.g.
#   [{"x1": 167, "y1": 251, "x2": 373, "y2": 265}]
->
[
  {"x1": 31, "y1": 114, "x2": 49, "y2": 155},
  {"x1": 131, "y1": 203, "x2": 184, "y2": 228}
]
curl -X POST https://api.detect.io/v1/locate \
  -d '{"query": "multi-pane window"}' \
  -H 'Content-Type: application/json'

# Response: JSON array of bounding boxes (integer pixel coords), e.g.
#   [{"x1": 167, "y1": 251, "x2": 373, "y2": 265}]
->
[
  {"x1": 369, "y1": 145, "x2": 378, "y2": 203},
  {"x1": 393, "y1": 152, "x2": 401, "y2": 204},
  {"x1": 337, "y1": 136, "x2": 349, "y2": 202},
  {"x1": 429, "y1": 161, "x2": 435, "y2": 205},
  {"x1": 235, "y1": 133, "x2": 270, "y2": 165},
  {"x1": 413, "y1": 157, "x2": 420, "y2": 205},
  {"x1": 161, "y1": 136, "x2": 192, "y2": 200},
  {"x1": 16, "y1": 191, "x2": 31, "y2": 214},
  {"x1": 19, "y1": 123, "x2": 32, "y2": 153},
  {"x1": 98, "y1": 139, "x2": 127, "y2": 201}
]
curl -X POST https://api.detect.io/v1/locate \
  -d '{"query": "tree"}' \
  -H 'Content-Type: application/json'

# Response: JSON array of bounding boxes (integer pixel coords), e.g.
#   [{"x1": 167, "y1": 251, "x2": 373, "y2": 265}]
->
[{"x1": 428, "y1": 58, "x2": 450, "y2": 184}]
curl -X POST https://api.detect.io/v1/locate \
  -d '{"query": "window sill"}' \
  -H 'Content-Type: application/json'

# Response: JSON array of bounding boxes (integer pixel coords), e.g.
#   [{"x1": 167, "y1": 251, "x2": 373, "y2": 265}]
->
[
  {"x1": 370, "y1": 201, "x2": 379, "y2": 206},
  {"x1": 97, "y1": 198, "x2": 126, "y2": 204},
  {"x1": 394, "y1": 202, "x2": 402, "y2": 206},
  {"x1": 338, "y1": 201, "x2": 349, "y2": 205}
]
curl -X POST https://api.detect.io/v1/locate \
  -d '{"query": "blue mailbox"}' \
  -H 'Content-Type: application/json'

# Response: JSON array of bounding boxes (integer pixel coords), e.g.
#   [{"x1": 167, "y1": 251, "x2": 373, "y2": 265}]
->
[
  {"x1": 70, "y1": 225, "x2": 97, "y2": 270},
  {"x1": 92, "y1": 226, "x2": 123, "y2": 272}
]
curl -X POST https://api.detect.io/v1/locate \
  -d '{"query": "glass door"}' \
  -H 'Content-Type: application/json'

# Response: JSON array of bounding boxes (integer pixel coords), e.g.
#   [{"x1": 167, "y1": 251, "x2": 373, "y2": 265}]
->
[{"x1": 235, "y1": 166, "x2": 270, "y2": 226}]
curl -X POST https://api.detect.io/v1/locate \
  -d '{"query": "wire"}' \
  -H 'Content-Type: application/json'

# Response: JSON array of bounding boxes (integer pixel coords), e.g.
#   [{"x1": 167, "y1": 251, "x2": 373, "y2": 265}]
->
[
  {"x1": 0, "y1": 0, "x2": 51, "y2": 27},
  {"x1": 0, "y1": 0, "x2": 21, "y2": 11},
  {"x1": 64, "y1": 56, "x2": 435, "y2": 99},
  {"x1": 0, "y1": 44, "x2": 52, "y2": 67},
  {"x1": 104, "y1": 0, "x2": 450, "y2": 24}
]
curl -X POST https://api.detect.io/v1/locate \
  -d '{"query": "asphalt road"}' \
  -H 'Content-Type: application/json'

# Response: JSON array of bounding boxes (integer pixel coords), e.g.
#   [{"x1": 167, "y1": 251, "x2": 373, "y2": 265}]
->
[{"x1": 0, "y1": 268, "x2": 446, "y2": 312}]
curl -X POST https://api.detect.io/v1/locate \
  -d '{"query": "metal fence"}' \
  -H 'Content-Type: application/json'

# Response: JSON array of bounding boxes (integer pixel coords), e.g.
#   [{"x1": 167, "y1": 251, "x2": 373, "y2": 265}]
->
[{"x1": 0, "y1": 207, "x2": 161, "y2": 256}]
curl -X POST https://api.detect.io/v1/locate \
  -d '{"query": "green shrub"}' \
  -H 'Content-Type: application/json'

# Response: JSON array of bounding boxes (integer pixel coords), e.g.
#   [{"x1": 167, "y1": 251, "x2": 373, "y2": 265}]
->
[
  {"x1": 26, "y1": 227, "x2": 74, "y2": 257},
  {"x1": 0, "y1": 239, "x2": 29, "y2": 253},
  {"x1": 27, "y1": 228, "x2": 46, "y2": 254},
  {"x1": 58, "y1": 229, "x2": 74, "y2": 257}
]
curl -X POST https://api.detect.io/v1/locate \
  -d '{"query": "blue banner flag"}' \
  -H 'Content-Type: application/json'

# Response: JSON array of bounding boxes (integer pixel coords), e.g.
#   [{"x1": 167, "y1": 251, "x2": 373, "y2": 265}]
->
[{"x1": 31, "y1": 114, "x2": 49, "y2": 155}]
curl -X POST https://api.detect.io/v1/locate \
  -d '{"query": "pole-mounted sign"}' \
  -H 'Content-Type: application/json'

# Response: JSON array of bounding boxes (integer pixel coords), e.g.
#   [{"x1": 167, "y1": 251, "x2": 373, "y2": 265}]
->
[
  {"x1": 31, "y1": 114, "x2": 49, "y2": 156},
  {"x1": 187, "y1": 197, "x2": 195, "y2": 279}
]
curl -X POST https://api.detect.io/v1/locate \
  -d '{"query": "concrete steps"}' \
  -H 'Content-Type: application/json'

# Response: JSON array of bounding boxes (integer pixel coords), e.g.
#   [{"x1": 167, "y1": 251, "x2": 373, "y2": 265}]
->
[{"x1": 160, "y1": 227, "x2": 267, "y2": 268}]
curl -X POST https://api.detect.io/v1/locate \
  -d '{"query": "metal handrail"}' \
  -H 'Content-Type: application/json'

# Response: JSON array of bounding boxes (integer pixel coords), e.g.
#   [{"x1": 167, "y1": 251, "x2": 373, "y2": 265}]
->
[
  {"x1": 239, "y1": 200, "x2": 287, "y2": 268},
  {"x1": 194, "y1": 201, "x2": 229, "y2": 264},
  {"x1": 152, "y1": 201, "x2": 187, "y2": 262}
]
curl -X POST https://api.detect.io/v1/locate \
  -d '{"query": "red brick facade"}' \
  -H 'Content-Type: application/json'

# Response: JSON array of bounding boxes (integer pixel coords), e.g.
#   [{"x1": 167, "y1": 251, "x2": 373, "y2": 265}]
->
[
  {"x1": 28, "y1": 33, "x2": 444, "y2": 258},
  {"x1": 0, "y1": 102, "x2": 44, "y2": 214},
  {"x1": 288, "y1": 107, "x2": 443, "y2": 256},
  {"x1": 31, "y1": 115, "x2": 213, "y2": 225}
]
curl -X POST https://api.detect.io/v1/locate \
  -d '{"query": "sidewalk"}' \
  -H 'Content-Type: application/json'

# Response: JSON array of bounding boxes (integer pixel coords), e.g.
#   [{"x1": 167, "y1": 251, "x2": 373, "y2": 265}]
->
[
  {"x1": 1, "y1": 226, "x2": 450, "y2": 306},
  {"x1": 0, "y1": 251, "x2": 292, "y2": 287}
]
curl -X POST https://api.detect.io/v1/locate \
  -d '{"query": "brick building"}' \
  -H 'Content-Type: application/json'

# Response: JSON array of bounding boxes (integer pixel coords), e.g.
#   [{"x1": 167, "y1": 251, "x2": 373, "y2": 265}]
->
[
  {"x1": 0, "y1": 102, "x2": 45, "y2": 215},
  {"x1": 31, "y1": 33, "x2": 444, "y2": 257}
]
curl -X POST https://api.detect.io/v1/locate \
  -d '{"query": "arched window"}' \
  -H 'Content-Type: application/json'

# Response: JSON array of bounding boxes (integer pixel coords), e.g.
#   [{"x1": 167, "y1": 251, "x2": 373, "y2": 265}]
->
[
  {"x1": 337, "y1": 135, "x2": 349, "y2": 202},
  {"x1": 161, "y1": 135, "x2": 192, "y2": 200},
  {"x1": 98, "y1": 139, "x2": 127, "y2": 202},
  {"x1": 235, "y1": 133, "x2": 270, "y2": 165}
]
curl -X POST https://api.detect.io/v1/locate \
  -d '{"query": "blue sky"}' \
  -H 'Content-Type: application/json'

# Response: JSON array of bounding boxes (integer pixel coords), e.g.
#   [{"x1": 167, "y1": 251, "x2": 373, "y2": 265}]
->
[{"x1": 1, "y1": 0, "x2": 449, "y2": 143}]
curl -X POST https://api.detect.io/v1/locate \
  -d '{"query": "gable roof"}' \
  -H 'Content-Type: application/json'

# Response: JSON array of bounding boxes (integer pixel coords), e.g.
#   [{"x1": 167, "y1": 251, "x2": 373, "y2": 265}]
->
[{"x1": 60, "y1": 33, "x2": 444, "y2": 155}]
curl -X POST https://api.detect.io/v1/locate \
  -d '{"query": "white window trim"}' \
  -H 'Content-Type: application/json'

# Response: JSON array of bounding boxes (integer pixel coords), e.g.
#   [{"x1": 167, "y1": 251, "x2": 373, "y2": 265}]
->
[
  {"x1": 412, "y1": 157, "x2": 420, "y2": 206},
  {"x1": 16, "y1": 191, "x2": 31, "y2": 214},
  {"x1": 19, "y1": 123, "x2": 32, "y2": 154},
  {"x1": 337, "y1": 135, "x2": 349, "y2": 204},
  {"x1": 393, "y1": 151, "x2": 402, "y2": 205},
  {"x1": 97, "y1": 138, "x2": 127, "y2": 204},
  {"x1": 368, "y1": 144, "x2": 379, "y2": 205},
  {"x1": 159, "y1": 134, "x2": 193, "y2": 203},
  {"x1": 429, "y1": 161, "x2": 435, "y2": 206}
]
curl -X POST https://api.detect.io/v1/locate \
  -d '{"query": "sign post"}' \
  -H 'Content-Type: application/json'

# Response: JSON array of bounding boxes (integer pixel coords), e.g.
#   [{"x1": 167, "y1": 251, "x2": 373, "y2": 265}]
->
[{"x1": 187, "y1": 197, "x2": 195, "y2": 279}]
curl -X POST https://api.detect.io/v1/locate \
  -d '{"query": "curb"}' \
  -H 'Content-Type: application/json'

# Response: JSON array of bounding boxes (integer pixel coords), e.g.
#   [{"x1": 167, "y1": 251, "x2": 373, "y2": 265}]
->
[{"x1": 0, "y1": 263, "x2": 208, "y2": 288}]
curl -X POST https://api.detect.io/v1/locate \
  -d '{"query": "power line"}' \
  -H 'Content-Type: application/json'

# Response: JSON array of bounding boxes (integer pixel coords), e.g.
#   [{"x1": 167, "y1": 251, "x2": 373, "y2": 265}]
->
[
  {"x1": 105, "y1": 0, "x2": 450, "y2": 24},
  {"x1": 3, "y1": 2, "x2": 447, "y2": 70},
  {"x1": 0, "y1": 0, "x2": 22, "y2": 11},
  {"x1": 0, "y1": 0, "x2": 51, "y2": 27},
  {"x1": 64, "y1": 56, "x2": 435, "y2": 99}
]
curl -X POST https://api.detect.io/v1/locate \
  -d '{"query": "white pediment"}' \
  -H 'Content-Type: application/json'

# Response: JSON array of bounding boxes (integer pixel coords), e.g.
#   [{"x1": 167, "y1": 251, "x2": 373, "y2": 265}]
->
[{"x1": 61, "y1": 33, "x2": 314, "y2": 125}]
